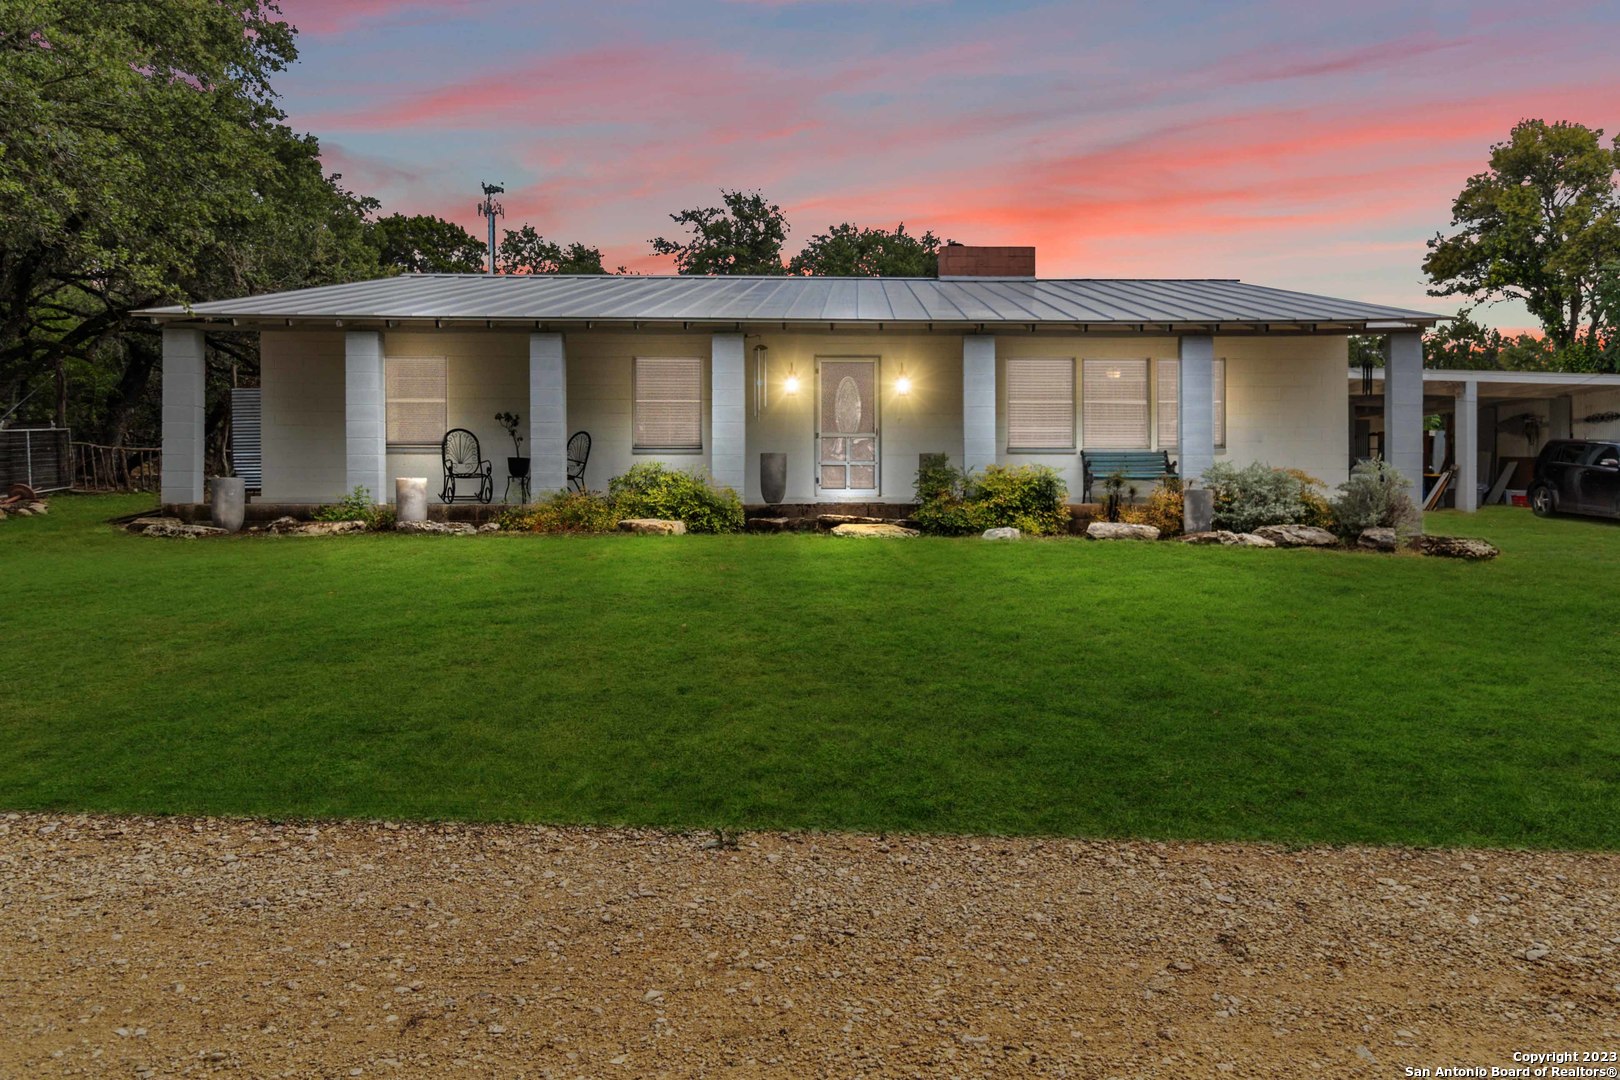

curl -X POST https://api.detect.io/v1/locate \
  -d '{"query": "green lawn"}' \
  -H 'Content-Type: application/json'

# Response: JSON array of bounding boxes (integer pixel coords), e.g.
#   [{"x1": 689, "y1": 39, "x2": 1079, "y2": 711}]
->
[{"x1": 2, "y1": 494, "x2": 1618, "y2": 849}]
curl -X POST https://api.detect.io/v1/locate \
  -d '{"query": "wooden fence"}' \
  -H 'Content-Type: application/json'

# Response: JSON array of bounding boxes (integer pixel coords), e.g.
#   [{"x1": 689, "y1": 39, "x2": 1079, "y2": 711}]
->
[{"x1": 72, "y1": 442, "x2": 161, "y2": 493}]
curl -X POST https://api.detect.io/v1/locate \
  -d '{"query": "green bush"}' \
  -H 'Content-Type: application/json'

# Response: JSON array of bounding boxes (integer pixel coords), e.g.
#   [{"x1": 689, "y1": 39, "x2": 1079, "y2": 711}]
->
[
  {"x1": 608, "y1": 462, "x2": 744, "y2": 533},
  {"x1": 1201, "y1": 462, "x2": 1313, "y2": 533},
  {"x1": 312, "y1": 486, "x2": 393, "y2": 530},
  {"x1": 1330, "y1": 459, "x2": 1421, "y2": 539},
  {"x1": 912, "y1": 458, "x2": 1070, "y2": 536},
  {"x1": 499, "y1": 489, "x2": 619, "y2": 534}
]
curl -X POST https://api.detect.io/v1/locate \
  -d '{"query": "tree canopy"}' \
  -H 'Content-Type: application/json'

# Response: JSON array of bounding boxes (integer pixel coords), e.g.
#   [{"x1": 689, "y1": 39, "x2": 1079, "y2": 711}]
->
[
  {"x1": 370, "y1": 214, "x2": 488, "y2": 274},
  {"x1": 496, "y1": 225, "x2": 620, "y2": 275},
  {"x1": 650, "y1": 190, "x2": 789, "y2": 275},
  {"x1": 788, "y1": 222, "x2": 946, "y2": 276},
  {"x1": 1424, "y1": 120, "x2": 1620, "y2": 350}
]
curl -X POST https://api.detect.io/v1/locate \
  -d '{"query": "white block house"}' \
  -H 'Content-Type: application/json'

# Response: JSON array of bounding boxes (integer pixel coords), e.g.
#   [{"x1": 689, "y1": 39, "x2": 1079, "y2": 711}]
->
[{"x1": 141, "y1": 247, "x2": 1443, "y2": 510}]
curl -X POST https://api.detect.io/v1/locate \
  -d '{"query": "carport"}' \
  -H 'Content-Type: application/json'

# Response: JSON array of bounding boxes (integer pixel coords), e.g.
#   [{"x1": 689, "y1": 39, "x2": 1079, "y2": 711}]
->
[{"x1": 1350, "y1": 368, "x2": 1620, "y2": 511}]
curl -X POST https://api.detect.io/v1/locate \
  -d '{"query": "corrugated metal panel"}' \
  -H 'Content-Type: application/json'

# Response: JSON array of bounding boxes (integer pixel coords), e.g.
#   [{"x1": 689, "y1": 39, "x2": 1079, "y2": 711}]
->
[
  {"x1": 0, "y1": 427, "x2": 72, "y2": 492},
  {"x1": 229, "y1": 388, "x2": 262, "y2": 492},
  {"x1": 138, "y1": 273, "x2": 1444, "y2": 326}
]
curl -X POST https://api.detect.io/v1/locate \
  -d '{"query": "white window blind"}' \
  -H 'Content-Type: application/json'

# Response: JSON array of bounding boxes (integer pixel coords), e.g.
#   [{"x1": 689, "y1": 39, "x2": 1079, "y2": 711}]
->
[
  {"x1": 1155, "y1": 358, "x2": 1227, "y2": 449},
  {"x1": 1006, "y1": 358, "x2": 1075, "y2": 450},
  {"x1": 634, "y1": 356, "x2": 703, "y2": 450},
  {"x1": 1081, "y1": 358, "x2": 1150, "y2": 448},
  {"x1": 386, "y1": 357, "x2": 447, "y2": 446}
]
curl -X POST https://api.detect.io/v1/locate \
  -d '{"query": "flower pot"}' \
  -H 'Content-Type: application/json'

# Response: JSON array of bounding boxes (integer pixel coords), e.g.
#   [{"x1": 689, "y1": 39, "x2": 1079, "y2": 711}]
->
[
  {"x1": 760, "y1": 452, "x2": 787, "y2": 504},
  {"x1": 508, "y1": 456, "x2": 531, "y2": 479},
  {"x1": 208, "y1": 476, "x2": 245, "y2": 533}
]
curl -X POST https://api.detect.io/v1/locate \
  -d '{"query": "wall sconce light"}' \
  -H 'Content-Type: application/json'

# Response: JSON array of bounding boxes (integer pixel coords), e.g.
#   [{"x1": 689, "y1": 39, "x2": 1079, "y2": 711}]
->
[
  {"x1": 783, "y1": 362, "x2": 801, "y2": 396},
  {"x1": 752, "y1": 343, "x2": 768, "y2": 416},
  {"x1": 895, "y1": 364, "x2": 912, "y2": 396}
]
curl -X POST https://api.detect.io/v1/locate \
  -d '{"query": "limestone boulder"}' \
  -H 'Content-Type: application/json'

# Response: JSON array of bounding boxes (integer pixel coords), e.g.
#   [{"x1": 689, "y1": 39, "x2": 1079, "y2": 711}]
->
[
  {"x1": 396, "y1": 520, "x2": 475, "y2": 536},
  {"x1": 1357, "y1": 527, "x2": 1399, "y2": 552},
  {"x1": 618, "y1": 518, "x2": 687, "y2": 535},
  {"x1": 141, "y1": 521, "x2": 226, "y2": 539},
  {"x1": 1180, "y1": 530, "x2": 1275, "y2": 548},
  {"x1": 1253, "y1": 524, "x2": 1339, "y2": 548},
  {"x1": 746, "y1": 517, "x2": 791, "y2": 533},
  {"x1": 1086, "y1": 521, "x2": 1160, "y2": 541},
  {"x1": 830, "y1": 523, "x2": 919, "y2": 538},
  {"x1": 816, "y1": 514, "x2": 888, "y2": 531},
  {"x1": 982, "y1": 527, "x2": 1022, "y2": 541},
  {"x1": 476, "y1": 522, "x2": 502, "y2": 533},
  {"x1": 1411, "y1": 535, "x2": 1499, "y2": 561},
  {"x1": 26, "y1": 502, "x2": 48, "y2": 515}
]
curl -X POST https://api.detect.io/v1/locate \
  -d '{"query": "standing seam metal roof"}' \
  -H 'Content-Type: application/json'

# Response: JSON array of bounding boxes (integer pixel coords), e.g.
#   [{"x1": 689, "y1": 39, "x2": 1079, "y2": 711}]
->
[{"x1": 138, "y1": 273, "x2": 1444, "y2": 325}]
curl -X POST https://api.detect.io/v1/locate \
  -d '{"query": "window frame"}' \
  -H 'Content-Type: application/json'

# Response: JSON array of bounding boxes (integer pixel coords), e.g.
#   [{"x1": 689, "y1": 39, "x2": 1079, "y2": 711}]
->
[
  {"x1": 1005, "y1": 357, "x2": 1077, "y2": 453},
  {"x1": 632, "y1": 355, "x2": 705, "y2": 454},
  {"x1": 384, "y1": 355, "x2": 448, "y2": 450},
  {"x1": 1080, "y1": 357, "x2": 1152, "y2": 450}
]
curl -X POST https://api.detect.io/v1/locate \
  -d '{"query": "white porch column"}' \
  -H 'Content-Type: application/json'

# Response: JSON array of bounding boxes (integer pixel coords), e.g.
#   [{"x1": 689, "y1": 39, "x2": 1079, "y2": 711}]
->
[
  {"x1": 529, "y1": 333, "x2": 568, "y2": 494},
  {"x1": 1177, "y1": 334, "x2": 1215, "y2": 483},
  {"x1": 962, "y1": 335, "x2": 996, "y2": 473},
  {"x1": 344, "y1": 331, "x2": 386, "y2": 500},
  {"x1": 1385, "y1": 331, "x2": 1425, "y2": 516},
  {"x1": 160, "y1": 328, "x2": 206, "y2": 506},
  {"x1": 1549, "y1": 394, "x2": 1573, "y2": 440},
  {"x1": 1455, "y1": 379, "x2": 1479, "y2": 512},
  {"x1": 710, "y1": 333, "x2": 745, "y2": 494}
]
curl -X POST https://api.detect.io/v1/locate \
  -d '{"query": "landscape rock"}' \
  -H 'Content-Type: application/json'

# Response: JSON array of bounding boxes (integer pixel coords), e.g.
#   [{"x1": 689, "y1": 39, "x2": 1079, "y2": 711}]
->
[
  {"x1": 746, "y1": 517, "x2": 791, "y2": 533},
  {"x1": 0, "y1": 509, "x2": 7, "y2": 520},
  {"x1": 26, "y1": 502, "x2": 48, "y2": 515},
  {"x1": 140, "y1": 521, "x2": 226, "y2": 539},
  {"x1": 1179, "y1": 530, "x2": 1275, "y2": 548},
  {"x1": 830, "y1": 523, "x2": 919, "y2": 538},
  {"x1": 981, "y1": 527, "x2": 1021, "y2": 541},
  {"x1": 618, "y1": 518, "x2": 687, "y2": 535},
  {"x1": 476, "y1": 522, "x2": 502, "y2": 533},
  {"x1": 396, "y1": 520, "x2": 475, "y2": 536},
  {"x1": 1357, "y1": 527, "x2": 1398, "y2": 552},
  {"x1": 10, "y1": 506, "x2": 31, "y2": 517},
  {"x1": 1411, "y1": 535, "x2": 1499, "y2": 561},
  {"x1": 1254, "y1": 524, "x2": 1339, "y2": 548},
  {"x1": 816, "y1": 514, "x2": 887, "y2": 531},
  {"x1": 1086, "y1": 521, "x2": 1160, "y2": 541}
]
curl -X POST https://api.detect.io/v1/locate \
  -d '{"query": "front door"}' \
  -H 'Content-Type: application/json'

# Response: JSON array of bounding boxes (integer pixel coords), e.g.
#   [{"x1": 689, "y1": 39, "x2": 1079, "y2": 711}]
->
[{"x1": 817, "y1": 358, "x2": 879, "y2": 498}]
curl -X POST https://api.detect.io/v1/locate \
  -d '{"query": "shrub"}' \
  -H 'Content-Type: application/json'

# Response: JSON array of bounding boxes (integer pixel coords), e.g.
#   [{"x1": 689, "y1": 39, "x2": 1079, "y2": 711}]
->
[
  {"x1": 1330, "y1": 459, "x2": 1421, "y2": 539},
  {"x1": 1118, "y1": 477, "x2": 1184, "y2": 536},
  {"x1": 312, "y1": 486, "x2": 393, "y2": 530},
  {"x1": 608, "y1": 462, "x2": 744, "y2": 533},
  {"x1": 1284, "y1": 469, "x2": 1335, "y2": 531},
  {"x1": 1201, "y1": 462, "x2": 1311, "y2": 533},
  {"x1": 912, "y1": 460, "x2": 1070, "y2": 536},
  {"x1": 500, "y1": 489, "x2": 618, "y2": 534}
]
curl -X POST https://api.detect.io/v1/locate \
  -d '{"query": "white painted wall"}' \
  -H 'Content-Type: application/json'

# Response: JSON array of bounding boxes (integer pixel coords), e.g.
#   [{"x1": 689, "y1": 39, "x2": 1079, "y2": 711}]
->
[
  {"x1": 255, "y1": 327, "x2": 1353, "y2": 504},
  {"x1": 1572, "y1": 386, "x2": 1620, "y2": 442}
]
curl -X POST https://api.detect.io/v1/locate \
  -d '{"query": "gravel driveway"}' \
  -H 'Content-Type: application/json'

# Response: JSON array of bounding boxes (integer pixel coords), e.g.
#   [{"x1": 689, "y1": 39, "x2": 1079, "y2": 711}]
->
[{"x1": 2, "y1": 813, "x2": 1615, "y2": 1077}]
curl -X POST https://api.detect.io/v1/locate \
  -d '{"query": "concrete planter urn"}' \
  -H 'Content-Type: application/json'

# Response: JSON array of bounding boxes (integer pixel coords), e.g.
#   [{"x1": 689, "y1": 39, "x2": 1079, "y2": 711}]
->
[
  {"x1": 208, "y1": 476, "x2": 245, "y2": 533},
  {"x1": 395, "y1": 477, "x2": 428, "y2": 524},
  {"x1": 760, "y1": 452, "x2": 787, "y2": 505},
  {"x1": 507, "y1": 457, "x2": 530, "y2": 480}
]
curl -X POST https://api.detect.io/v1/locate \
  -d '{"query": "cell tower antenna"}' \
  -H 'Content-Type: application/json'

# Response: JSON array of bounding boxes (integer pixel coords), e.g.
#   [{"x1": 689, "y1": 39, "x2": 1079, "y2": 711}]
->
[{"x1": 477, "y1": 181, "x2": 505, "y2": 275}]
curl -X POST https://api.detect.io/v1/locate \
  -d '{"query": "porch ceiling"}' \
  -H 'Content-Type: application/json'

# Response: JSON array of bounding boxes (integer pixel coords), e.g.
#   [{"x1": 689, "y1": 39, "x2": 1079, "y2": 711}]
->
[
  {"x1": 1352, "y1": 368, "x2": 1620, "y2": 401},
  {"x1": 138, "y1": 273, "x2": 1443, "y2": 334}
]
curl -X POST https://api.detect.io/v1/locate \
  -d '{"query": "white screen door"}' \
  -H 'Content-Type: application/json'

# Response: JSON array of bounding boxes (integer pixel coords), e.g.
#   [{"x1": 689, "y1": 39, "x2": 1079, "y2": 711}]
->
[{"x1": 817, "y1": 359, "x2": 878, "y2": 496}]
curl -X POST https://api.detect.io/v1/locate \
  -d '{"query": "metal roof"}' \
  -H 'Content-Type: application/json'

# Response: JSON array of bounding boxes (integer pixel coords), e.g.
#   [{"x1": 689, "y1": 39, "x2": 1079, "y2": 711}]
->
[{"x1": 139, "y1": 273, "x2": 1443, "y2": 330}]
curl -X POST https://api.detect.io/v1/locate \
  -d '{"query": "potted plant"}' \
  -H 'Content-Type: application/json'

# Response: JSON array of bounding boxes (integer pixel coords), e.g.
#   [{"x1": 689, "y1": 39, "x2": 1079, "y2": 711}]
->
[{"x1": 495, "y1": 411, "x2": 528, "y2": 483}]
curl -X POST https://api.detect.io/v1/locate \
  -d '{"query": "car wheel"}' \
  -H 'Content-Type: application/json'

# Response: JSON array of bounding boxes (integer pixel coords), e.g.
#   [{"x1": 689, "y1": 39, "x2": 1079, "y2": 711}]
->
[{"x1": 1529, "y1": 483, "x2": 1556, "y2": 517}]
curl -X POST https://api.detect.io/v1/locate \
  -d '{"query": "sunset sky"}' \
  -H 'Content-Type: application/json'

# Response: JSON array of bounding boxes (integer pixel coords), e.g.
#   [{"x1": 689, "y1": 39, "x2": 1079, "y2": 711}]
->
[{"x1": 274, "y1": 0, "x2": 1620, "y2": 327}]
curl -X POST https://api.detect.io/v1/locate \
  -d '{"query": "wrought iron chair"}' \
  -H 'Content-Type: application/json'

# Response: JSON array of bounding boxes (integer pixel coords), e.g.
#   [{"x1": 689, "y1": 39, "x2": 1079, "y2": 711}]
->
[
  {"x1": 567, "y1": 431, "x2": 591, "y2": 492},
  {"x1": 441, "y1": 428, "x2": 493, "y2": 504}
]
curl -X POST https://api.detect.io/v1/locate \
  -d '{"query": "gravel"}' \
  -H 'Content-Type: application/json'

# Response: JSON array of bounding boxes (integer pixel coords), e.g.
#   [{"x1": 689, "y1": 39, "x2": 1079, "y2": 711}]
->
[{"x1": 2, "y1": 812, "x2": 1616, "y2": 1077}]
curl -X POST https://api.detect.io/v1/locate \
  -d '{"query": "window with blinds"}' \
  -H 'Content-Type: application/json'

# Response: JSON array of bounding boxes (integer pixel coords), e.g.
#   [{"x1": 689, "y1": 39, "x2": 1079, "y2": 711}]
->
[
  {"x1": 386, "y1": 357, "x2": 447, "y2": 447},
  {"x1": 1081, "y1": 358, "x2": 1150, "y2": 448},
  {"x1": 1006, "y1": 358, "x2": 1075, "y2": 450},
  {"x1": 1154, "y1": 358, "x2": 1227, "y2": 449},
  {"x1": 634, "y1": 356, "x2": 703, "y2": 450}
]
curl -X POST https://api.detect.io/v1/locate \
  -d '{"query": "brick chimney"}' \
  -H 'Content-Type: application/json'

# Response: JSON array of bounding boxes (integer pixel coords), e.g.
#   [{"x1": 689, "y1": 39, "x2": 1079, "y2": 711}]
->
[{"x1": 937, "y1": 244, "x2": 1036, "y2": 278}]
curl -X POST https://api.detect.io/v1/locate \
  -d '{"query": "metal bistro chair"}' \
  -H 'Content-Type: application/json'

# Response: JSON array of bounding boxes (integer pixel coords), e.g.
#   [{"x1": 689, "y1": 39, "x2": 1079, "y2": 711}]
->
[
  {"x1": 567, "y1": 430, "x2": 591, "y2": 492},
  {"x1": 441, "y1": 428, "x2": 493, "y2": 504}
]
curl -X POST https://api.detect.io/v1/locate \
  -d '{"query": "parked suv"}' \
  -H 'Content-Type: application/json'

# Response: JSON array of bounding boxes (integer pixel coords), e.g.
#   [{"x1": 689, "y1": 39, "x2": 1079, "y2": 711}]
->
[{"x1": 1529, "y1": 439, "x2": 1620, "y2": 519}]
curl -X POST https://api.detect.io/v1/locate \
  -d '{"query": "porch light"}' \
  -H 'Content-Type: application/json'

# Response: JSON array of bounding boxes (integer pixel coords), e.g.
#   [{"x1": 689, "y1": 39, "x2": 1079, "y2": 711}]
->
[
  {"x1": 784, "y1": 362, "x2": 801, "y2": 395},
  {"x1": 895, "y1": 364, "x2": 912, "y2": 395}
]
